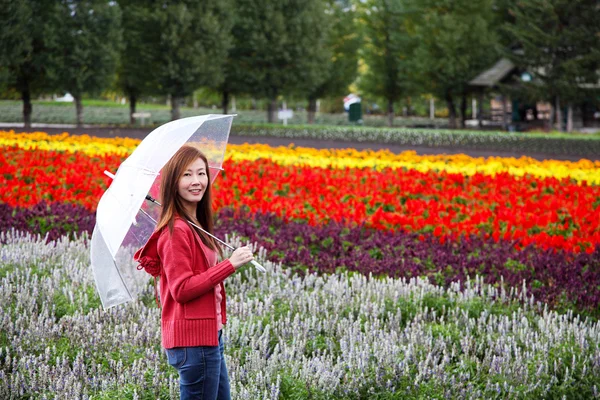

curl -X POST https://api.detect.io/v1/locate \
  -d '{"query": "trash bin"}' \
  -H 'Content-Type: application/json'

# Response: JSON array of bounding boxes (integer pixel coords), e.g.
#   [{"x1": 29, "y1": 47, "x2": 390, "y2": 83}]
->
[{"x1": 349, "y1": 102, "x2": 362, "y2": 123}]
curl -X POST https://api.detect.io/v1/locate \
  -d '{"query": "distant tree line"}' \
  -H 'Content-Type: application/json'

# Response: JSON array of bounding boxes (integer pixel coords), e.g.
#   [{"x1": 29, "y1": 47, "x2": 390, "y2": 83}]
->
[{"x1": 0, "y1": 0, "x2": 598, "y2": 129}]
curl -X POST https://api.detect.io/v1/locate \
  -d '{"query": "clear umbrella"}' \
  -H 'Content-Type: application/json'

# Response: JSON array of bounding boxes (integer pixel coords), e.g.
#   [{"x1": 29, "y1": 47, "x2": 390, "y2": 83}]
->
[{"x1": 91, "y1": 114, "x2": 265, "y2": 309}]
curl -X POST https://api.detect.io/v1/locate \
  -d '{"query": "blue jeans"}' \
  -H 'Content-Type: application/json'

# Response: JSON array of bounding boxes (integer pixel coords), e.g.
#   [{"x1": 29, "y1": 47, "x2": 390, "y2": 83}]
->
[{"x1": 165, "y1": 331, "x2": 231, "y2": 400}]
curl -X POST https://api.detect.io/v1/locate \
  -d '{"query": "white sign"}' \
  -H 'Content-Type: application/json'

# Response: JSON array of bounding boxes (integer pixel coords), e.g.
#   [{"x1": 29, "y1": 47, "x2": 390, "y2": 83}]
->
[
  {"x1": 278, "y1": 109, "x2": 293, "y2": 125},
  {"x1": 132, "y1": 112, "x2": 151, "y2": 118},
  {"x1": 278, "y1": 110, "x2": 293, "y2": 119}
]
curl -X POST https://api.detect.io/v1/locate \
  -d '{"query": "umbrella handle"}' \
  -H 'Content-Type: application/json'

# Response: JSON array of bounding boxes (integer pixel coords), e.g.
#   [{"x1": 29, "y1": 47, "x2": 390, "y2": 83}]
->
[{"x1": 250, "y1": 260, "x2": 267, "y2": 273}]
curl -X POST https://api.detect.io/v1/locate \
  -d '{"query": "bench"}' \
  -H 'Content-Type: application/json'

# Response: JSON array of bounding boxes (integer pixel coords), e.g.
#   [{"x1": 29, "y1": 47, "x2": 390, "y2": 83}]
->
[{"x1": 132, "y1": 112, "x2": 152, "y2": 125}]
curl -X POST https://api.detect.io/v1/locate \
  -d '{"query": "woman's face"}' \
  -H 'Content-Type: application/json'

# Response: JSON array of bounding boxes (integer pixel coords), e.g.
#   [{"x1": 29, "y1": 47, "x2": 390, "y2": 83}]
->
[{"x1": 177, "y1": 157, "x2": 209, "y2": 212}]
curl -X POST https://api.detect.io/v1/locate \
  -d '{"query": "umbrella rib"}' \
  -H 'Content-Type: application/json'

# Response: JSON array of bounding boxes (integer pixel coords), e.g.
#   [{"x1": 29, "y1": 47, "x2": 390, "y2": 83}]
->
[
  {"x1": 139, "y1": 201, "x2": 235, "y2": 251},
  {"x1": 140, "y1": 200, "x2": 266, "y2": 272}
]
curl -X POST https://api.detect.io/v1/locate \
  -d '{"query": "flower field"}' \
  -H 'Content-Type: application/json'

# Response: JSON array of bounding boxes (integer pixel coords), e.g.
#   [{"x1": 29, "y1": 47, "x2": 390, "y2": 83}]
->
[{"x1": 2, "y1": 130, "x2": 600, "y2": 398}]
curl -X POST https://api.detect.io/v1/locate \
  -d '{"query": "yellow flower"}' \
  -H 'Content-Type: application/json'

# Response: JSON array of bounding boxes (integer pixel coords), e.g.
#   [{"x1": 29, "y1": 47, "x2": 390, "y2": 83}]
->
[
  {"x1": 0, "y1": 130, "x2": 139, "y2": 156},
  {"x1": 2, "y1": 130, "x2": 599, "y2": 185},
  {"x1": 226, "y1": 143, "x2": 600, "y2": 185}
]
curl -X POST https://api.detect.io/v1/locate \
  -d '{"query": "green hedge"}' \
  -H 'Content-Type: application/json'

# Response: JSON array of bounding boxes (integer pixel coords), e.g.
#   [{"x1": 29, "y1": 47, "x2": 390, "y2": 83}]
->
[
  {"x1": 231, "y1": 123, "x2": 600, "y2": 157},
  {"x1": 0, "y1": 100, "x2": 443, "y2": 128}
]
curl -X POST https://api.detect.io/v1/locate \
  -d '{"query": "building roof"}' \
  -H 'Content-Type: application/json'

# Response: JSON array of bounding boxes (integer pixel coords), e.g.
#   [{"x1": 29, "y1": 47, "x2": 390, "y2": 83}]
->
[{"x1": 469, "y1": 58, "x2": 516, "y2": 87}]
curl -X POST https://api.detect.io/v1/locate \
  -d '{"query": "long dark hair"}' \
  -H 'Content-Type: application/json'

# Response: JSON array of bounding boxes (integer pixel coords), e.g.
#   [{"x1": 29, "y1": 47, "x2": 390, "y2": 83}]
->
[{"x1": 156, "y1": 145, "x2": 222, "y2": 257}]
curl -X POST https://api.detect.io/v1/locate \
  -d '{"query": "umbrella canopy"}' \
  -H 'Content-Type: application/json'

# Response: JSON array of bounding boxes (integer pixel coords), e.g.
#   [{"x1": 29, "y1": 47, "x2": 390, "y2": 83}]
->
[{"x1": 91, "y1": 115, "x2": 234, "y2": 309}]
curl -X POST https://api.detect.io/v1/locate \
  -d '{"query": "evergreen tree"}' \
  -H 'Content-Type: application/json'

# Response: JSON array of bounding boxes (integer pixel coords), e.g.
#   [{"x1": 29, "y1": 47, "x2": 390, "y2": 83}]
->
[
  {"x1": 503, "y1": 0, "x2": 600, "y2": 131},
  {"x1": 229, "y1": 0, "x2": 329, "y2": 123},
  {"x1": 0, "y1": 0, "x2": 55, "y2": 127},
  {"x1": 216, "y1": 8, "x2": 246, "y2": 115},
  {"x1": 116, "y1": 0, "x2": 157, "y2": 124},
  {"x1": 408, "y1": 0, "x2": 499, "y2": 128},
  {"x1": 306, "y1": 0, "x2": 361, "y2": 124},
  {"x1": 151, "y1": 0, "x2": 234, "y2": 120},
  {"x1": 216, "y1": 54, "x2": 243, "y2": 115},
  {"x1": 358, "y1": 0, "x2": 416, "y2": 127},
  {"x1": 46, "y1": 0, "x2": 123, "y2": 127}
]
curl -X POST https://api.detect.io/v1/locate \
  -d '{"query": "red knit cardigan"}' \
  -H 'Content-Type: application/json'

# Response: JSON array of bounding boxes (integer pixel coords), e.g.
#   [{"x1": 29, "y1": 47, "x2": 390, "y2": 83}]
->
[{"x1": 135, "y1": 217, "x2": 236, "y2": 348}]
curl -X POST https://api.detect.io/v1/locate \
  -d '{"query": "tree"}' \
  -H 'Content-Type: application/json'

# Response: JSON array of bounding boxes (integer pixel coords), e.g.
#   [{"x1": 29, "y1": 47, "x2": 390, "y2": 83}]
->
[
  {"x1": 151, "y1": 0, "x2": 234, "y2": 120},
  {"x1": 503, "y1": 0, "x2": 600, "y2": 132},
  {"x1": 0, "y1": 0, "x2": 55, "y2": 127},
  {"x1": 46, "y1": 0, "x2": 123, "y2": 127},
  {"x1": 229, "y1": 0, "x2": 329, "y2": 123},
  {"x1": 408, "y1": 0, "x2": 499, "y2": 128},
  {"x1": 116, "y1": 1, "x2": 158, "y2": 124},
  {"x1": 305, "y1": 0, "x2": 361, "y2": 124},
  {"x1": 358, "y1": 0, "x2": 416, "y2": 127},
  {"x1": 216, "y1": 57, "x2": 242, "y2": 116},
  {"x1": 216, "y1": 8, "x2": 247, "y2": 115}
]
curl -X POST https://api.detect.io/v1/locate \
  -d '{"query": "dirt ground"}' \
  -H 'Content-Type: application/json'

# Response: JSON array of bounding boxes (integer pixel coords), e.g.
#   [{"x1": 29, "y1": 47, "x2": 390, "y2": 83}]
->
[{"x1": 12, "y1": 125, "x2": 599, "y2": 162}]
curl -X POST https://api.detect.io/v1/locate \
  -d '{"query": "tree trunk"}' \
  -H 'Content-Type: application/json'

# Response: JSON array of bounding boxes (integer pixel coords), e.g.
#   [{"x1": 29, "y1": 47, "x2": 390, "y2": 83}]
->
[
  {"x1": 21, "y1": 85, "x2": 32, "y2": 128},
  {"x1": 267, "y1": 97, "x2": 277, "y2": 123},
  {"x1": 477, "y1": 91, "x2": 484, "y2": 128},
  {"x1": 460, "y1": 93, "x2": 467, "y2": 128},
  {"x1": 171, "y1": 96, "x2": 181, "y2": 121},
  {"x1": 501, "y1": 95, "x2": 508, "y2": 130},
  {"x1": 548, "y1": 98, "x2": 555, "y2": 131},
  {"x1": 554, "y1": 96, "x2": 562, "y2": 131},
  {"x1": 129, "y1": 94, "x2": 137, "y2": 125},
  {"x1": 429, "y1": 98, "x2": 435, "y2": 120},
  {"x1": 74, "y1": 95, "x2": 84, "y2": 128},
  {"x1": 566, "y1": 104, "x2": 573, "y2": 132},
  {"x1": 307, "y1": 97, "x2": 317, "y2": 124},
  {"x1": 387, "y1": 98, "x2": 394, "y2": 127},
  {"x1": 445, "y1": 93, "x2": 457, "y2": 129},
  {"x1": 222, "y1": 91, "x2": 229, "y2": 115}
]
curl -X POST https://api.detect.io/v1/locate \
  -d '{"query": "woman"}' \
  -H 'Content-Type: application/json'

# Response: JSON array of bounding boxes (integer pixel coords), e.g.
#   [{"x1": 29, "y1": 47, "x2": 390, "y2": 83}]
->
[{"x1": 135, "y1": 145, "x2": 253, "y2": 400}]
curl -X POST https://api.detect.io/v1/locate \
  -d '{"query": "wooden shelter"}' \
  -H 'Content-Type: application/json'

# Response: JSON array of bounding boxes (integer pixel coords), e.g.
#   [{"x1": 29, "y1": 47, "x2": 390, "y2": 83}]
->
[{"x1": 469, "y1": 58, "x2": 600, "y2": 132}]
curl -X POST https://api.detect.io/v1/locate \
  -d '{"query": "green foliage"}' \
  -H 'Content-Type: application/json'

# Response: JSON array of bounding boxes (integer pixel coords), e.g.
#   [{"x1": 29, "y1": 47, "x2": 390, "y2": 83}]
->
[
  {"x1": 115, "y1": 1, "x2": 160, "y2": 103},
  {"x1": 307, "y1": 1, "x2": 361, "y2": 102},
  {"x1": 0, "y1": 0, "x2": 32, "y2": 70},
  {"x1": 406, "y1": 0, "x2": 500, "y2": 127},
  {"x1": 0, "y1": 0, "x2": 58, "y2": 123},
  {"x1": 90, "y1": 383, "x2": 172, "y2": 400},
  {"x1": 229, "y1": 0, "x2": 329, "y2": 120},
  {"x1": 150, "y1": 0, "x2": 234, "y2": 116},
  {"x1": 46, "y1": 336, "x2": 82, "y2": 363},
  {"x1": 53, "y1": 284, "x2": 102, "y2": 319},
  {"x1": 358, "y1": 0, "x2": 417, "y2": 120},
  {"x1": 502, "y1": 0, "x2": 600, "y2": 105},
  {"x1": 0, "y1": 263, "x2": 16, "y2": 279},
  {"x1": 46, "y1": 1, "x2": 123, "y2": 99},
  {"x1": 278, "y1": 372, "x2": 315, "y2": 400}
]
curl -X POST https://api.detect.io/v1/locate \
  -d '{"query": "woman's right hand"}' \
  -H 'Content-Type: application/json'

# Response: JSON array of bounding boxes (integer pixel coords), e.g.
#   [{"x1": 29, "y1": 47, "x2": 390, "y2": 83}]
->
[{"x1": 228, "y1": 246, "x2": 254, "y2": 269}]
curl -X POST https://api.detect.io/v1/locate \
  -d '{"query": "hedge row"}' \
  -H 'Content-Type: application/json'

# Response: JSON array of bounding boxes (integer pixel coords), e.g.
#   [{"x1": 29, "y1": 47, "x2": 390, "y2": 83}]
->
[{"x1": 231, "y1": 124, "x2": 600, "y2": 158}]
